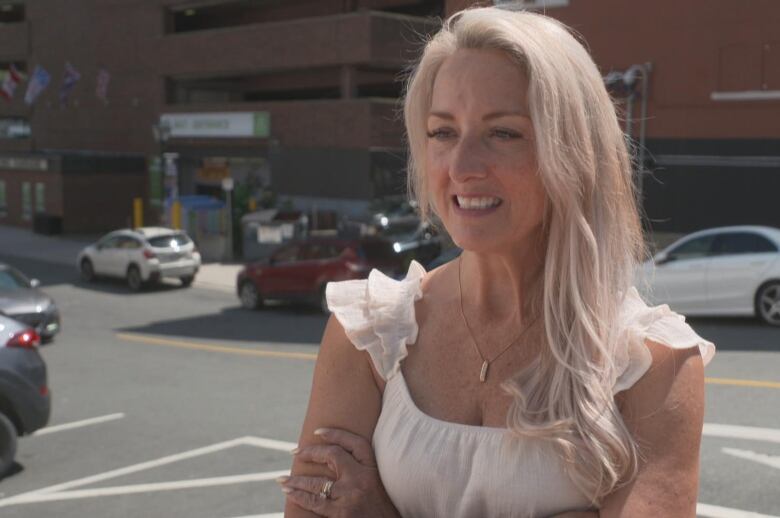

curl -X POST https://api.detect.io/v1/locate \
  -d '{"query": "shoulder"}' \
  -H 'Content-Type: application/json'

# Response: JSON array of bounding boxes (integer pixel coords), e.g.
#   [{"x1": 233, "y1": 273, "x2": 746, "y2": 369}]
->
[
  {"x1": 612, "y1": 287, "x2": 715, "y2": 395},
  {"x1": 325, "y1": 261, "x2": 428, "y2": 381}
]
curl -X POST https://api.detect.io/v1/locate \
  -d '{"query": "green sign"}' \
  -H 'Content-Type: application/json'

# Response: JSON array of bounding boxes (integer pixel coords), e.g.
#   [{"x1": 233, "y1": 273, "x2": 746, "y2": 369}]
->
[{"x1": 253, "y1": 112, "x2": 271, "y2": 138}]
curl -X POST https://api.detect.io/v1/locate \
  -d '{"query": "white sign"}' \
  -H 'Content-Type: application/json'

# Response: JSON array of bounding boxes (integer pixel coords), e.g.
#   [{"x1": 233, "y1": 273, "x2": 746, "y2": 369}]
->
[
  {"x1": 221, "y1": 177, "x2": 234, "y2": 191},
  {"x1": 160, "y1": 112, "x2": 270, "y2": 138},
  {"x1": 258, "y1": 225, "x2": 283, "y2": 244}
]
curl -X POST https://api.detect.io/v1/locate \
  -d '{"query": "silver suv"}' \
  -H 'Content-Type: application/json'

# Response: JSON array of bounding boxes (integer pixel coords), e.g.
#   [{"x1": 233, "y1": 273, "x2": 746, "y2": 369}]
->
[{"x1": 77, "y1": 227, "x2": 201, "y2": 291}]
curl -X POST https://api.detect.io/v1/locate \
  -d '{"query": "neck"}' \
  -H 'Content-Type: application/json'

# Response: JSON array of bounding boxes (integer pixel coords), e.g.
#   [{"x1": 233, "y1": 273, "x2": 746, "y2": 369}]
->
[{"x1": 458, "y1": 230, "x2": 545, "y2": 325}]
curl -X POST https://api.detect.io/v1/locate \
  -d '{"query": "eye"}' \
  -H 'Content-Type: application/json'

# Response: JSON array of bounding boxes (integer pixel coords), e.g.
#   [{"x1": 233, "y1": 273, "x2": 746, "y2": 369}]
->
[
  {"x1": 426, "y1": 127, "x2": 456, "y2": 141},
  {"x1": 490, "y1": 128, "x2": 523, "y2": 140}
]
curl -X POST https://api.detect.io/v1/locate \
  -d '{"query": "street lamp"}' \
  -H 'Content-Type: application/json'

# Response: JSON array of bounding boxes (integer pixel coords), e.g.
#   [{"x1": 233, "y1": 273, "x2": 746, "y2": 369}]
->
[{"x1": 604, "y1": 62, "x2": 652, "y2": 203}]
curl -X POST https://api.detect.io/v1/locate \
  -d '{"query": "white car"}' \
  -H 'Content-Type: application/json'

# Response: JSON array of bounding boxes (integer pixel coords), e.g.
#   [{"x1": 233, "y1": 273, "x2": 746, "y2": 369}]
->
[
  {"x1": 77, "y1": 227, "x2": 201, "y2": 291},
  {"x1": 636, "y1": 225, "x2": 780, "y2": 325}
]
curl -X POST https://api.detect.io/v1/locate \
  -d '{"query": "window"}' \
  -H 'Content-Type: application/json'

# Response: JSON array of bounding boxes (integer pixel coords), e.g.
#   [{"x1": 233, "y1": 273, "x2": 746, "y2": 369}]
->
[
  {"x1": 21, "y1": 181, "x2": 31, "y2": 221},
  {"x1": 35, "y1": 182, "x2": 45, "y2": 213},
  {"x1": 119, "y1": 237, "x2": 143, "y2": 250},
  {"x1": 303, "y1": 243, "x2": 340, "y2": 261},
  {"x1": 0, "y1": 180, "x2": 6, "y2": 216},
  {"x1": 493, "y1": 0, "x2": 569, "y2": 10},
  {"x1": 148, "y1": 233, "x2": 192, "y2": 248},
  {"x1": 0, "y1": 2, "x2": 24, "y2": 23},
  {"x1": 97, "y1": 235, "x2": 122, "y2": 249},
  {"x1": 0, "y1": 267, "x2": 29, "y2": 290},
  {"x1": 713, "y1": 232, "x2": 778, "y2": 256},
  {"x1": 272, "y1": 244, "x2": 299, "y2": 264},
  {"x1": 667, "y1": 235, "x2": 716, "y2": 261}
]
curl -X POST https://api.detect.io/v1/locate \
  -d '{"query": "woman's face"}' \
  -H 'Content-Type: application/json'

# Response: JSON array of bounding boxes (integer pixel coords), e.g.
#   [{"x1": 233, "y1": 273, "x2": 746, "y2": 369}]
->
[{"x1": 425, "y1": 48, "x2": 547, "y2": 254}]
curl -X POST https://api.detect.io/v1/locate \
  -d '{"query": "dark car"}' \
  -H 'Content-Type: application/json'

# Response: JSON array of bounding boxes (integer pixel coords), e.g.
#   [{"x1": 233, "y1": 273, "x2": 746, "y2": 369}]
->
[
  {"x1": 237, "y1": 237, "x2": 404, "y2": 313},
  {"x1": 0, "y1": 263, "x2": 61, "y2": 342},
  {"x1": 0, "y1": 314, "x2": 51, "y2": 475}
]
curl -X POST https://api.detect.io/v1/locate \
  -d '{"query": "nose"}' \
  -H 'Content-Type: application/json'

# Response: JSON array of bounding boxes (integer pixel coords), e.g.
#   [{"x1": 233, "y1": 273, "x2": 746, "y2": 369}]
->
[{"x1": 448, "y1": 135, "x2": 489, "y2": 183}]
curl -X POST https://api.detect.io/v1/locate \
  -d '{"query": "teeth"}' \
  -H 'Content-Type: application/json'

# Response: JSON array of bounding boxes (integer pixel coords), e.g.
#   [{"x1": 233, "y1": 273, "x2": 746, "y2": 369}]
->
[{"x1": 456, "y1": 196, "x2": 501, "y2": 210}]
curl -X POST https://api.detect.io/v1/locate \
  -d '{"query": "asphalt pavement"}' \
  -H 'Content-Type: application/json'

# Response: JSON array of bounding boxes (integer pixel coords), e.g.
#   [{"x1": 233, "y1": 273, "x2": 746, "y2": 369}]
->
[{"x1": 0, "y1": 225, "x2": 778, "y2": 517}]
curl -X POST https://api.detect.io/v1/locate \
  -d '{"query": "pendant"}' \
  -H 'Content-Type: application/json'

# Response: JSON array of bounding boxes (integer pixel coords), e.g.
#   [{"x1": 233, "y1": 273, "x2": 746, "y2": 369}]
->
[{"x1": 480, "y1": 360, "x2": 489, "y2": 382}]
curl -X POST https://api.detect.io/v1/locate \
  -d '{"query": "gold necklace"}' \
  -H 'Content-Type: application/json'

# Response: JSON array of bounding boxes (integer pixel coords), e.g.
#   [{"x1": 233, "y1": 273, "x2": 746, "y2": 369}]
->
[{"x1": 457, "y1": 255, "x2": 538, "y2": 382}]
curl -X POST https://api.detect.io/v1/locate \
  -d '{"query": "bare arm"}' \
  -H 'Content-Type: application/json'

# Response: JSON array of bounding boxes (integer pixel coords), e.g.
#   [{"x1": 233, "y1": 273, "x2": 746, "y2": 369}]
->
[
  {"x1": 284, "y1": 315, "x2": 384, "y2": 517},
  {"x1": 599, "y1": 340, "x2": 705, "y2": 517}
]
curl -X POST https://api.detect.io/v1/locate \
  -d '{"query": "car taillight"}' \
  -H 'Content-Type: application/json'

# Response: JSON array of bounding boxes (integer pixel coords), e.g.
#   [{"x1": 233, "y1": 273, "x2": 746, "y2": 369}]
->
[
  {"x1": 143, "y1": 249, "x2": 156, "y2": 259},
  {"x1": 7, "y1": 329, "x2": 41, "y2": 349}
]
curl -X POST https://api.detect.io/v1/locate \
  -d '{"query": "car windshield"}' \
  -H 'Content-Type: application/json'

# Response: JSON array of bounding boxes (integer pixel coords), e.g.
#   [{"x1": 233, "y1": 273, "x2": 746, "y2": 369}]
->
[
  {"x1": 147, "y1": 234, "x2": 192, "y2": 248},
  {"x1": 0, "y1": 267, "x2": 31, "y2": 290}
]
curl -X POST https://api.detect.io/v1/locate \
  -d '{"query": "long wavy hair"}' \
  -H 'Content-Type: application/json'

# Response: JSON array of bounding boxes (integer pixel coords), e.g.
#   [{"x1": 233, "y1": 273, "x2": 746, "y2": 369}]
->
[{"x1": 403, "y1": 7, "x2": 647, "y2": 504}]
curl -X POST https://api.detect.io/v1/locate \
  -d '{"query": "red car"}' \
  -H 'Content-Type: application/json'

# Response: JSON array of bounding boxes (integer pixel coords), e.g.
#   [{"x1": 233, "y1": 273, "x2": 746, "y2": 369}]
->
[{"x1": 237, "y1": 237, "x2": 404, "y2": 313}]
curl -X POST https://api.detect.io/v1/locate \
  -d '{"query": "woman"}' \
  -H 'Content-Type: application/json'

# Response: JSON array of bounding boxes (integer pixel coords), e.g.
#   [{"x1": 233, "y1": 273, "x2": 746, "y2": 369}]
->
[{"x1": 279, "y1": 6, "x2": 715, "y2": 517}]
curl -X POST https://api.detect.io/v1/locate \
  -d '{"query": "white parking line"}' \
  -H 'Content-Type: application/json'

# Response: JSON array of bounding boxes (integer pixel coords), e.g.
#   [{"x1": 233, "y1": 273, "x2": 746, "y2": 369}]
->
[
  {"x1": 722, "y1": 448, "x2": 780, "y2": 470},
  {"x1": 703, "y1": 423, "x2": 780, "y2": 444},
  {"x1": 32, "y1": 413, "x2": 125, "y2": 436},
  {"x1": 0, "y1": 436, "x2": 295, "y2": 508},
  {"x1": 3, "y1": 471, "x2": 290, "y2": 505},
  {"x1": 227, "y1": 514, "x2": 284, "y2": 518},
  {"x1": 698, "y1": 502, "x2": 780, "y2": 518}
]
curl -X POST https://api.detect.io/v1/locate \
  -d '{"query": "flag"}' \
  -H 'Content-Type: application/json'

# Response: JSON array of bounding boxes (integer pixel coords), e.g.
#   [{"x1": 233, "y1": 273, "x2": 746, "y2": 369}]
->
[
  {"x1": 59, "y1": 61, "x2": 81, "y2": 106},
  {"x1": 95, "y1": 67, "x2": 110, "y2": 103},
  {"x1": 24, "y1": 65, "x2": 51, "y2": 105},
  {"x1": 0, "y1": 64, "x2": 23, "y2": 101}
]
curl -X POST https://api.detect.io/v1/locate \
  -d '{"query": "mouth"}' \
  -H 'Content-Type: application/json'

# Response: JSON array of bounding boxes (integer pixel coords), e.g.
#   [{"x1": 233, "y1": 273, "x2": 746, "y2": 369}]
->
[{"x1": 453, "y1": 195, "x2": 503, "y2": 211}]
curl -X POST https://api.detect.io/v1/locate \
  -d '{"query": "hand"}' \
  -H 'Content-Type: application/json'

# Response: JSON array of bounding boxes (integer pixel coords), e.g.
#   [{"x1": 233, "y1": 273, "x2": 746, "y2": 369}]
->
[{"x1": 279, "y1": 427, "x2": 401, "y2": 518}]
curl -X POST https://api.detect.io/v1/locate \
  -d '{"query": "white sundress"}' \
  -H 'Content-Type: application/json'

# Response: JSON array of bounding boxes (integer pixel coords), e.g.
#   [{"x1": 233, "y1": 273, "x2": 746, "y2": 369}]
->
[{"x1": 325, "y1": 261, "x2": 716, "y2": 518}]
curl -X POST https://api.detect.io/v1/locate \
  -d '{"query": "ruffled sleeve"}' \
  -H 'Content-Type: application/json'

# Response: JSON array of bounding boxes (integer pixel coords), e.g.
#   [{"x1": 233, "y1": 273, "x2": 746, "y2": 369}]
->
[
  {"x1": 612, "y1": 287, "x2": 716, "y2": 394},
  {"x1": 325, "y1": 261, "x2": 426, "y2": 381}
]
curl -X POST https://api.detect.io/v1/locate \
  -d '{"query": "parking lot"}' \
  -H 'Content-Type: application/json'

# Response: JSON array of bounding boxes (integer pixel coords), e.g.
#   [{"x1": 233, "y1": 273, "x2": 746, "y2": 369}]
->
[{"x1": 0, "y1": 251, "x2": 778, "y2": 517}]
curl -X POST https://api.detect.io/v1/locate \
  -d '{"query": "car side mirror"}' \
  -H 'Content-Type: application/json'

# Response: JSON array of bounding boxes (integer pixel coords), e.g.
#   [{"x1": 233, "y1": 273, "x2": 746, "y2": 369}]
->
[{"x1": 30, "y1": 278, "x2": 41, "y2": 288}]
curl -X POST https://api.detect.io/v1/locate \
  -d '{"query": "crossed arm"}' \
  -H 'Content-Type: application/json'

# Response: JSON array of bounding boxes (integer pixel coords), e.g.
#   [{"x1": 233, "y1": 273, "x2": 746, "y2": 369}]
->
[{"x1": 283, "y1": 314, "x2": 706, "y2": 518}]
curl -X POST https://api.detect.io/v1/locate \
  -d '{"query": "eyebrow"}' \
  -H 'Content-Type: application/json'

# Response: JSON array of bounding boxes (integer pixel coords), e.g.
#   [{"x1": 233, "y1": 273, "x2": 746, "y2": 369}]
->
[{"x1": 428, "y1": 110, "x2": 531, "y2": 121}]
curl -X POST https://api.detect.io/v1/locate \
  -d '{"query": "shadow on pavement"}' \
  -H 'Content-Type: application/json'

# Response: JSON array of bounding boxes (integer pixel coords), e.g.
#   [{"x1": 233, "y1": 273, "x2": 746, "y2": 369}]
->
[{"x1": 117, "y1": 305, "x2": 328, "y2": 345}]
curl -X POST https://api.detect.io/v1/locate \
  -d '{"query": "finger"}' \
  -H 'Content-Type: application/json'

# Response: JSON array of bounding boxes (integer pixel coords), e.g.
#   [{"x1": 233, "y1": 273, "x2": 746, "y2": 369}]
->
[
  {"x1": 296, "y1": 444, "x2": 356, "y2": 473},
  {"x1": 279, "y1": 475, "x2": 339, "y2": 499},
  {"x1": 283, "y1": 487, "x2": 333, "y2": 516},
  {"x1": 315, "y1": 428, "x2": 376, "y2": 466}
]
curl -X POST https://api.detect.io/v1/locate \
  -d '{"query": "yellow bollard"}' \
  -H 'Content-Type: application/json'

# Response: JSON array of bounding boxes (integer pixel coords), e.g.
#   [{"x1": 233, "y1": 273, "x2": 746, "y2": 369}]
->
[
  {"x1": 248, "y1": 197, "x2": 257, "y2": 212},
  {"x1": 133, "y1": 198, "x2": 143, "y2": 228},
  {"x1": 171, "y1": 200, "x2": 182, "y2": 230}
]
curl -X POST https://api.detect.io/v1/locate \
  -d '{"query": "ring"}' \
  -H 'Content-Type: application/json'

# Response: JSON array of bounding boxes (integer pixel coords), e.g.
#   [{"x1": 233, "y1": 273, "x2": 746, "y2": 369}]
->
[{"x1": 319, "y1": 479, "x2": 334, "y2": 499}]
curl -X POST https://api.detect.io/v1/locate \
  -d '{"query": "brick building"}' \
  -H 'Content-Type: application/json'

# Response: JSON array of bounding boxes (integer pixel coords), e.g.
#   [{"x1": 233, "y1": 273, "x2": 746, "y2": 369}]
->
[
  {"x1": 0, "y1": 0, "x2": 442, "y2": 233},
  {"x1": 454, "y1": 0, "x2": 780, "y2": 233},
  {"x1": 2, "y1": 0, "x2": 777, "y2": 235}
]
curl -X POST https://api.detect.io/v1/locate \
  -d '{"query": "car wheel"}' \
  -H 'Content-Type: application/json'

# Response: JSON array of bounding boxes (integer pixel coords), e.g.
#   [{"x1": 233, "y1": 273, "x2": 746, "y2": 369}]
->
[
  {"x1": 756, "y1": 281, "x2": 780, "y2": 326},
  {"x1": 0, "y1": 412, "x2": 18, "y2": 477},
  {"x1": 80, "y1": 258, "x2": 95, "y2": 282},
  {"x1": 239, "y1": 281, "x2": 262, "y2": 310},
  {"x1": 127, "y1": 265, "x2": 143, "y2": 292},
  {"x1": 319, "y1": 285, "x2": 330, "y2": 315},
  {"x1": 180, "y1": 275, "x2": 195, "y2": 287}
]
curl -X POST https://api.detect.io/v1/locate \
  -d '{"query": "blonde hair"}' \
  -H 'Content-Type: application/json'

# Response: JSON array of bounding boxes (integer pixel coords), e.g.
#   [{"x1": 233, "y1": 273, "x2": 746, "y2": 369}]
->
[{"x1": 403, "y1": 7, "x2": 647, "y2": 504}]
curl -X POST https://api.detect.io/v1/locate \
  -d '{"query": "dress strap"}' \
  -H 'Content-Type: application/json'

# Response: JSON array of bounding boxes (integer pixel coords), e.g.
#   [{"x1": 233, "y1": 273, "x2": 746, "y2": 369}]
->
[{"x1": 326, "y1": 261, "x2": 426, "y2": 380}]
